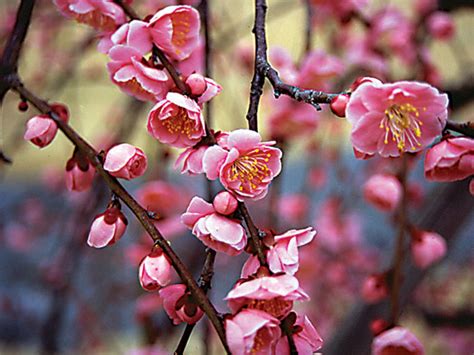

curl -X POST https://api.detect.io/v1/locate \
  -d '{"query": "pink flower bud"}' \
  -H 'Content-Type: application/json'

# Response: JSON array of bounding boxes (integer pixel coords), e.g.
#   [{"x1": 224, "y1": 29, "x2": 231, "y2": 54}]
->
[
  {"x1": 24, "y1": 115, "x2": 58, "y2": 148},
  {"x1": 103, "y1": 143, "x2": 148, "y2": 180},
  {"x1": 186, "y1": 73, "x2": 207, "y2": 96},
  {"x1": 410, "y1": 230, "x2": 447, "y2": 269},
  {"x1": 213, "y1": 191, "x2": 238, "y2": 215},
  {"x1": 363, "y1": 174, "x2": 402, "y2": 211},
  {"x1": 65, "y1": 155, "x2": 95, "y2": 192},
  {"x1": 361, "y1": 274, "x2": 389, "y2": 303},
  {"x1": 87, "y1": 204, "x2": 128, "y2": 248},
  {"x1": 139, "y1": 249, "x2": 172, "y2": 291},
  {"x1": 427, "y1": 12, "x2": 455, "y2": 40},
  {"x1": 370, "y1": 318, "x2": 390, "y2": 336},
  {"x1": 159, "y1": 284, "x2": 204, "y2": 325},
  {"x1": 330, "y1": 94, "x2": 349, "y2": 117}
]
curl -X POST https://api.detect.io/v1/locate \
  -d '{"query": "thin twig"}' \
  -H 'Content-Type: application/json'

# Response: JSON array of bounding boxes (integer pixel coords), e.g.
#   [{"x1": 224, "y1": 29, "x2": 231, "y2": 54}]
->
[{"x1": 445, "y1": 120, "x2": 474, "y2": 138}]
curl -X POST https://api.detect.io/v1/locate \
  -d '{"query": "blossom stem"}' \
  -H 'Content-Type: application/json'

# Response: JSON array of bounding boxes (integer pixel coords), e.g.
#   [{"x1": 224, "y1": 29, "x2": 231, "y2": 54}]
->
[{"x1": 390, "y1": 155, "x2": 409, "y2": 325}]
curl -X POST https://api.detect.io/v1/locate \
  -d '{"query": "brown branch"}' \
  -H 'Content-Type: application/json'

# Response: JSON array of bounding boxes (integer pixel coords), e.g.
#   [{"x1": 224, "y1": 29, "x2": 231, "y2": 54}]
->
[
  {"x1": 304, "y1": 0, "x2": 313, "y2": 54},
  {"x1": 445, "y1": 120, "x2": 474, "y2": 138},
  {"x1": 4, "y1": 76, "x2": 229, "y2": 353},
  {"x1": 112, "y1": 0, "x2": 140, "y2": 20},
  {"x1": 0, "y1": 0, "x2": 36, "y2": 100}
]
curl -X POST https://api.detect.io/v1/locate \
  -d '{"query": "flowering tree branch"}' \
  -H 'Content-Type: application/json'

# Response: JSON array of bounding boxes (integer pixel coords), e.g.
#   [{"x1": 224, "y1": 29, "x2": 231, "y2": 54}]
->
[{"x1": 2, "y1": 73, "x2": 229, "y2": 353}]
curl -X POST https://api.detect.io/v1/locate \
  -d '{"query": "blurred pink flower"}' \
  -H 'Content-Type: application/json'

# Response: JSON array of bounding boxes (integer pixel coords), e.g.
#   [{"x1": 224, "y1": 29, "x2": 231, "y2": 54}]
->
[
  {"x1": 139, "y1": 249, "x2": 172, "y2": 291},
  {"x1": 225, "y1": 309, "x2": 281, "y2": 355},
  {"x1": 427, "y1": 12, "x2": 455, "y2": 40},
  {"x1": 424, "y1": 136, "x2": 474, "y2": 182},
  {"x1": 410, "y1": 230, "x2": 447, "y2": 269},
  {"x1": 363, "y1": 174, "x2": 402, "y2": 211},
  {"x1": 87, "y1": 204, "x2": 127, "y2": 248},
  {"x1": 346, "y1": 79, "x2": 449, "y2": 157},
  {"x1": 182, "y1": 197, "x2": 247, "y2": 255},
  {"x1": 269, "y1": 46, "x2": 297, "y2": 84},
  {"x1": 361, "y1": 274, "x2": 389, "y2": 303},
  {"x1": 104, "y1": 143, "x2": 147, "y2": 180},
  {"x1": 275, "y1": 314, "x2": 323, "y2": 354},
  {"x1": 24, "y1": 115, "x2": 58, "y2": 148},
  {"x1": 203, "y1": 129, "x2": 282, "y2": 201},
  {"x1": 297, "y1": 50, "x2": 345, "y2": 91},
  {"x1": 148, "y1": 5, "x2": 200, "y2": 61},
  {"x1": 136, "y1": 181, "x2": 188, "y2": 218},
  {"x1": 225, "y1": 273, "x2": 309, "y2": 319},
  {"x1": 135, "y1": 293, "x2": 162, "y2": 322},
  {"x1": 372, "y1": 326, "x2": 424, "y2": 355},
  {"x1": 277, "y1": 194, "x2": 310, "y2": 224},
  {"x1": 53, "y1": 0, "x2": 126, "y2": 31},
  {"x1": 147, "y1": 92, "x2": 205, "y2": 148},
  {"x1": 159, "y1": 284, "x2": 203, "y2": 325},
  {"x1": 65, "y1": 154, "x2": 95, "y2": 192}
]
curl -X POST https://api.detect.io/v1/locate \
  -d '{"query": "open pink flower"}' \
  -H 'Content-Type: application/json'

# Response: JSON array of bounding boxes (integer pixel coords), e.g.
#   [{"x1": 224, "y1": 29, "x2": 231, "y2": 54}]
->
[
  {"x1": 181, "y1": 197, "x2": 247, "y2": 255},
  {"x1": 203, "y1": 129, "x2": 282, "y2": 201},
  {"x1": 275, "y1": 314, "x2": 323, "y2": 354},
  {"x1": 410, "y1": 230, "x2": 447, "y2": 269},
  {"x1": 147, "y1": 92, "x2": 205, "y2": 148},
  {"x1": 225, "y1": 273, "x2": 309, "y2": 319},
  {"x1": 139, "y1": 248, "x2": 172, "y2": 291},
  {"x1": 24, "y1": 115, "x2": 58, "y2": 148},
  {"x1": 65, "y1": 153, "x2": 95, "y2": 192},
  {"x1": 159, "y1": 284, "x2": 203, "y2": 325},
  {"x1": 99, "y1": 20, "x2": 153, "y2": 55},
  {"x1": 363, "y1": 174, "x2": 402, "y2": 211},
  {"x1": 53, "y1": 0, "x2": 126, "y2": 31},
  {"x1": 346, "y1": 79, "x2": 449, "y2": 157},
  {"x1": 174, "y1": 145, "x2": 208, "y2": 175},
  {"x1": 87, "y1": 203, "x2": 127, "y2": 248},
  {"x1": 104, "y1": 143, "x2": 147, "y2": 180},
  {"x1": 424, "y1": 136, "x2": 474, "y2": 182},
  {"x1": 372, "y1": 326, "x2": 425, "y2": 355},
  {"x1": 107, "y1": 46, "x2": 171, "y2": 102},
  {"x1": 225, "y1": 309, "x2": 281, "y2": 355},
  {"x1": 267, "y1": 228, "x2": 316, "y2": 275},
  {"x1": 148, "y1": 5, "x2": 200, "y2": 61}
]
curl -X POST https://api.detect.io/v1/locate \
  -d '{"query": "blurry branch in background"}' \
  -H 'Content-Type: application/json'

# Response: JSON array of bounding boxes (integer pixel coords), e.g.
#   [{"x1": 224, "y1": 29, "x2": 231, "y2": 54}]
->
[{"x1": 438, "y1": 0, "x2": 474, "y2": 11}]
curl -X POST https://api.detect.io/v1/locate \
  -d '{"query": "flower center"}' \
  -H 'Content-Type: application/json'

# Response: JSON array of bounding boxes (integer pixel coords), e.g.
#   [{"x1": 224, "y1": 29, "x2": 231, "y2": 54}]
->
[
  {"x1": 162, "y1": 108, "x2": 196, "y2": 137},
  {"x1": 380, "y1": 103, "x2": 423, "y2": 152},
  {"x1": 251, "y1": 327, "x2": 272, "y2": 353},
  {"x1": 172, "y1": 14, "x2": 191, "y2": 55},
  {"x1": 75, "y1": 11, "x2": 116, "y2": 32},
  {"x1": 248, "y1": 298, "x2": 293, "y2": 319},
  {"x1": 123, "y1": 78, "x2": 156, "y2": 101},
  {"x1": 230, "y1": 149, "x2": 271, "y2": 191}
]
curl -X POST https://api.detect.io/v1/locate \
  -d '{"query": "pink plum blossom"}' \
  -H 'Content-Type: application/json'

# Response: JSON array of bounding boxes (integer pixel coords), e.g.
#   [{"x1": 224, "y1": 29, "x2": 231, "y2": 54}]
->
[
  {"x1": 225, "y1": 309, "x2": 281, "y2": 355},
  {"x1": 410, "y1": 230, "x2": 447, "y2": 269},
  {"x1": 53, "y1": 0, "x2": 126, "y2": 31},
  {"x1": 24, "y1": 115, "x2": 58, "y2": 148},
  {"x1": 203, "y1": 129, "x2": 282, "y2": 201},
  {"x1": 136, "y1": 181, "x2": 188, "y2": 218},
  {"x1": 99, "y1": 20, "x2": 153, "y2": 55},
  {"x1": 427, "y1": 12, "x2": 455, "y2": 41},
  {"x1": 269, "y1": 46, "x2": 297, "y2": 84},
  {"x1": 330, "y1": 94, "x2": 350, "y2": 118},
  {"x1": 346, "y1": 79, "x2": 449, "y2": 157},
  {"x1": 148, "y1": 5, "x2": 200, "y2": 61},
  {"x1": 213, "y1": 191, "x2": 238, "y2": 216},
  {"x1": 424, "y1": 136, "x2": 474, "y2": 182},
  {"x1": 107, "y1": 46, "x2": 171, "y2": 102},
  {"x1": 174, "y1": 145, "x2": 208, "y2": 175},
  {"x1": 275, "y1": 315, "x2": 323, "y2": 354},
  {"x1": 277, "y1": 194, "x2": 310, "y2": 224},
  {"x1": 186, "y1": 73, "x2": 207, "y2": 95},
  {"x1": 103, "y1": 143, "x2": 148, "y2": 180},
  {"x1": 147, "y1": 92, "x2": 205, "y2": 148},
  {"x1": 87, "y1": 203, "x2": 128, "y2": 248},
  {"x1": 372, "y1": 327, "x2": 425, "y2": 355},
  {"x1": 363, "y1": 174, "x2": 402, "y2": 211},
  {"x1": 297, "y1": 50, "x2": 345, "y2": 91},
  {"x1": 361, "y1": 274, "x2": 389, "y2": 303},
  {"x1": 181, "y1": 197, "x2": 247, "y2": 255},
  {"x1": 225, "y1": 273, "x2": 309, "y2": 319},
  {"x1": 139, "y1": 249, "x2": 172, "y2": 291},
  {"x1": 159, "y1": 284, "x2": 203, "y2": 325},
  {"x1": 65, "y1": 153, "x2": 95, "y2": 192}
]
